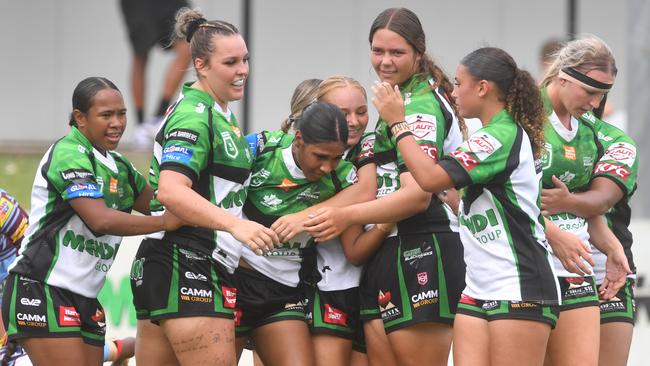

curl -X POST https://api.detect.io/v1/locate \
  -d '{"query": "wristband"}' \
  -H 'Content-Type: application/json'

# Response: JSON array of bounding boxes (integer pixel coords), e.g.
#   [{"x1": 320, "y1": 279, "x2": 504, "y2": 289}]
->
[
  {"x1": 390, "y1": 121, "x2": 409, "y2": 136},
  {"x1": 395, "y1": 130, "x2": 413, "y2": 143}
]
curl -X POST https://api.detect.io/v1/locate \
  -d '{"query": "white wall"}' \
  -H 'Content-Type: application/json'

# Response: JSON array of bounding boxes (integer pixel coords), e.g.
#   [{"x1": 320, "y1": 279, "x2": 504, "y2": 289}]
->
[{"x1": 0, "y1": 0, "x2": 628, "y2": 144}]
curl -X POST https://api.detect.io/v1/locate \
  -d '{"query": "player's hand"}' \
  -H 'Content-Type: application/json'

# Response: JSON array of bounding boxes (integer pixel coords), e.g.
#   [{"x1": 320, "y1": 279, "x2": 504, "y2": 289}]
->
[
  {"x1": 160, "y1": 210, "x2": 186, "y2": 231},
  {"x1": 547, "y1": 229, "x2": 594, "y2": 275},
  {"x1": 303, "y1": 207, "x2": 351, "y2": 242},
  {"x1": 599, "y1": 247, "x2": 632, "y2": 300},
  {"x1": 372, "y1": 81, "x2": 405, "y2": 128},
  {"x1": 541, "y1": 176, "x2": 572, "y2": 216},
  {"x1": 231, "y1": 219, "x2": 279, "y2": 256},
  {"x1": 272, "y1": 211, "x2": 308, "y2": 242}
]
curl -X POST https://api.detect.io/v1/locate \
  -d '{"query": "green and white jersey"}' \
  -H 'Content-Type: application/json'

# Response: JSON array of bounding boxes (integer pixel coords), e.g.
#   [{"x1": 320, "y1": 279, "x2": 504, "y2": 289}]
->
[
  {"x1": 540, "y1": 89, "x2": 602, "y2": 277},
  {"x1": 316, "y1": 132, "x2": 375, "y2": 291},
  {"x1": 10, "y1": 127, "x2": 147, "y2": 298},
  {"x1": 373, "y1": 74, "x2": 462, "y2": 234},
  {"x1": 580, "y1": 112, "x2": 638, "y2": 282},
  {"x1": 148, "y1": 83, "x2": 253, "y2": 273},
  {"x1": 242, "y1": 130, "x2": 358, "y2": 287},
  {"x1": 439, "y1": 110, "x2": 559, "y2": 304}
]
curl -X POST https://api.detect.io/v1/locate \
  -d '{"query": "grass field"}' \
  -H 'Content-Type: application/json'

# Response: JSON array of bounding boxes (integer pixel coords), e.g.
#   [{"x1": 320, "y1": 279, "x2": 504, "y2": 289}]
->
[{"x1": 0, "y1": 147, "x2": 151, "y2": 211}]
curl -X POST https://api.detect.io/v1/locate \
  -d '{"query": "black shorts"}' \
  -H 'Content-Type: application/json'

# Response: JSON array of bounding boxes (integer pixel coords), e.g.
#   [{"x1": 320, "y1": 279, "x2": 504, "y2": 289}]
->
[
  {"x1": 120, "y1": 0, "x2": 189, "y2": 55},
  {"x1": 558, "y1": 276, "x2": 599, "y2": 311},
  {"x1": 359, "y1": 233, "x2": 465, "y2": 333},
  {"x1": 456, "y1": 293, "x2": 560, "y2": 328},
  {"x1": 131, "y1": 239, "x2": 236, "y2": 324},
  {"x1": 234, "y1": 266, "x2": 307, "y2": 337},
  {"x1": 2, "y1": 274, "x2": 106, "y2": 346},
  {"x1": 307, "y1": 287, "x2": 360, "y2": 340},
  {"x1": 599, "y1": 278, "x2": 635, "y2": 324}
]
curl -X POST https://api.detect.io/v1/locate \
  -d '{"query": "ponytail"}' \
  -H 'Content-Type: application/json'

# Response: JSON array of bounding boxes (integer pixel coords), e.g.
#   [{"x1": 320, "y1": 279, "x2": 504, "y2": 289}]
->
[{"x1": 505, "y1": 69, "x2": 546, "y2": 159}]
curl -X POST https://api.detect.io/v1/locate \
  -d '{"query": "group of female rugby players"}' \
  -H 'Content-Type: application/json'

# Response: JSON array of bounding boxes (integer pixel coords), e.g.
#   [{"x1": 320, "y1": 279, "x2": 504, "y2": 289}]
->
[{"x1": 0, "y1": 6, "x2": 638, "y2": 366}]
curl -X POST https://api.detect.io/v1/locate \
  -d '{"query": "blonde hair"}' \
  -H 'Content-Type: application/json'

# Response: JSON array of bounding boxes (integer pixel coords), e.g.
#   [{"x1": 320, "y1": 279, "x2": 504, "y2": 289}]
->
[
  {"x1": 280, "y1": 79, "x2": 322, "y2": 132},
  {"x1": 317, "y1": 75, "x2": 367, "y2": 103},
  {"x1": 541, "y1": 35, "x2": 617, "y2": 87}
]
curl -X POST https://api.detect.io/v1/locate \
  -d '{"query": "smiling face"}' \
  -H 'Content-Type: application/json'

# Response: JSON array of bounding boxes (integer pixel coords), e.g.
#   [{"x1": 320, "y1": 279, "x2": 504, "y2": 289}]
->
[
  {"x1": 74, "y1": 88, "x2": 126, "y2": 153},
  {"x1": 370, "y1": 28, "x2": 420, "y2": 87},
  {"x1": 557, "y1": 69, "x2": 615, "y2": 117},
  {"x1": 195, "y1": 34, "x2": 249, "y2": 109},
  {"x1": 320, "y1": 85, "x2": 368, "y2": 147},
  {"x1": 293, "y1": 131, "x2": 346, "y2": 182}
]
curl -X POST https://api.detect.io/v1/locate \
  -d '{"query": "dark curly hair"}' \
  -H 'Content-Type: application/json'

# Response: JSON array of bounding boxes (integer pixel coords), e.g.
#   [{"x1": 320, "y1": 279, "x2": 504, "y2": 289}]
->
[{"x1": 461, "y1": 47, "x2": 546, "y2": 159}]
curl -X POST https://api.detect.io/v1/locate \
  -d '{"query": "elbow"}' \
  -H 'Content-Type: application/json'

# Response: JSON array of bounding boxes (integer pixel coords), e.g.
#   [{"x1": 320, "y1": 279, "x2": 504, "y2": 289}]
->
[
  {"x1": 414, "y1": 192, "x2": 433, "y2": 213},
  {"x1": 347, "y1": 255, "x2": 365, "y2": 267},
  {"x1": 85, "y1": 215, "x2": 113, "y2": 235},
  {"x1": 156, "y1": 185, "x2": 174, "y2": 208}
]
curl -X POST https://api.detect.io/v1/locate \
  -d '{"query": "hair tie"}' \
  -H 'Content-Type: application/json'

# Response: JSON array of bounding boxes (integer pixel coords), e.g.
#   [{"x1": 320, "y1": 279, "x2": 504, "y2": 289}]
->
[{"x1": 186, "y1": 18, "x2": 207, "y2": 42}]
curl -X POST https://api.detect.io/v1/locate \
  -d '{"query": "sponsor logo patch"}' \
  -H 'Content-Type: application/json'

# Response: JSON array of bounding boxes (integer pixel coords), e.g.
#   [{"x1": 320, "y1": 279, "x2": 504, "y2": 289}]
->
[
  {"x1": 450, "y1": 150, "x2": 479, "y2": 171},
  {"x1": 65, "y1": 183, "x2": 102, "y2": 199},
  {"x1": 185, "y1": 271, "x2": 208, "y2": 282},
  {"x1": 222, "y1": 287, "x2": 237, "y2": 308},
  {"x1": 165, "y1": 128, "x2": 200, "y2": 144},
  {"x1": 17, "y1": 313, "x2": 47, "y2": 327},
  {"x1": 417, "y1": 272, "x2": 428, "y2": 285},
  {"x1": 162, "y1": 145, "x2": 194, "y2": 165},
  {"x1": 594, "y1": 162, "x2": 631, "y2": 181},
  {"x1": 602, "y1": 142, "x2": 636, "y2": 167},
  {"x1": 467, "y1": 132, "x2": 502, "y2": 161},
  {"x1": 411, "y1": 290, "x2": 438, "y2": 308},
  {"x1": 405, "y1": 114, "x2": 437, "y2": 139},
  {"x1": 420, "y1": 144, "x2": 438, "y2": 160},
  {"x1": 324, "y1": 304, "x2": 348, "y2": 326},
  {"x1": 20, "y1": 298, "x2": 41, "y2": 307},
  {"x1": 59, "y1": 306, "x2": 81, "y2": 326},
  {"x1": 564, "y1": 145, "x2": 576, "y2": 160},
  {"x1": 60, "y1": 169, "x2": 94, "y2": 182},
  {"x1": 180, "y1": 287, "x2": 213, "y2": 303}
]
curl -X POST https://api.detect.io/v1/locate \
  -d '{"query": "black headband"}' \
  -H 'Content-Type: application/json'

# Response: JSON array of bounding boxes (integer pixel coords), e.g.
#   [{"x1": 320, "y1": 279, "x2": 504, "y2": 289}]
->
[
  {"x1": 186, "y1": 18, "x2": 208, "y2": 42},
  {"x1": 562, "y1": 67, "x2": 613, "y2": 90}
]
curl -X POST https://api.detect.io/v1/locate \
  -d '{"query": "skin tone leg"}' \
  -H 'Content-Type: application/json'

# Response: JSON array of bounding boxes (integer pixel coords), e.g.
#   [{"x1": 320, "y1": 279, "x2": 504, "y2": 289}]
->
[
  {"x1": 20, "y1": 338, "x2": 102, "y2": 366},
  {"x1": 312, "y1": 334, "x2": 352, "y2": 366},
  {"x1": 489, "y1": 319, "x2": 551, "y2": 366},
  {"x1": 545, "y1": 306, "x2": 600, "y2": 366},
  {"x1": 131, "y1": 54, "x2": 148, "y2": 119},
  {"x1": 160, "y1": 317, "x2": 236, "y2": 366},
  {"x1": 363, "y1": 319, "x2": 397, "y2": 366},
  {"x1": 251, "y1": 320, "x2": 315, "y2": 366},
  {"x1": 135, "y1": 319, "x2": 180, "y2": 366},
  {"x1": 598, "y1": 322, "x2": 633, "y2": 366},
  {"x1": 453, "y1": 314, "x2": 490, "y2": 366},
  {"x1": 387, "y1": 322, "x2": 452, "y2": 366},
  {"x1": 161, "y1": 41, "x2": 192, "y2": 104},
  {"x1": 349, "y1": 350, "x2": 368, "y2": 366},
  {"x1": 235, "y1": 336, "x2": 248, "y2": 362}
]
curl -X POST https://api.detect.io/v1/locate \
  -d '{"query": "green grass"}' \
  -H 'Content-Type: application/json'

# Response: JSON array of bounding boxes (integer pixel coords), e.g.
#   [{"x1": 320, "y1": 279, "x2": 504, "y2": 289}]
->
[{"x1": 0, "y1": 150, "x2": 151, "y2": 211}]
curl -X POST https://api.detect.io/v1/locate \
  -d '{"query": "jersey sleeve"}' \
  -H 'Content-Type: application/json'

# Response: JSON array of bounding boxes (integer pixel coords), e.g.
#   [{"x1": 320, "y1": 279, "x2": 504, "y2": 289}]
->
[
  {"x1": 354, "y1": 133, "x2": 376, "y2": 168},
  {"x1": 592, "y1": 138, "x2": 638, "y2": 197},
  {"x1": 438, "y1": 129, "x2": 508, "y2": 189},
  {"x1": 332, "y1": 160, "x2": 358, "y2": 193},
  {"x1": 433, "y1": 87, "x2": 464, "y2": 154},
  {"x1": 48, "y1": 144, "x2": 103, "y2": 201},
  {"x1": 159, "y1": 113, "x2": 211, "y2": 183},
  {"x1": 0, "y1": 189, "x2": 29, "y2": 247}
]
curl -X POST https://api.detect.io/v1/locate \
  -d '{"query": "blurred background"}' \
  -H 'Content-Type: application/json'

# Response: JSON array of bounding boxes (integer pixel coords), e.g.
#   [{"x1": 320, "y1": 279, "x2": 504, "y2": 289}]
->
[{"x1": 0, "y1": 0, "x2": 648, "y2": 364}]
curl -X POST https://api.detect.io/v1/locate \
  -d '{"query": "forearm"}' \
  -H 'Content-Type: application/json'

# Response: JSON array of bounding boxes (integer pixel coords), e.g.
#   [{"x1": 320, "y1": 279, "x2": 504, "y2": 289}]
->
[
  {"x1": 341, "y1": 225, "x2": 390, "y2": 266},
  {"x1": 395, "y1": 135, "x2": 444, "y2": 192},
  {"x1": 587, "y1": 216, "x2": 622, "y2": 255},
  {"x1": 342, "y1": 185, "x2": 430, "y2": 226},
  {"x1": 158, "y1": 184, "x2": 239, "y2": 232},
  {"x1": 568, "y1": 190, "x2": 617, "y2": 218}
]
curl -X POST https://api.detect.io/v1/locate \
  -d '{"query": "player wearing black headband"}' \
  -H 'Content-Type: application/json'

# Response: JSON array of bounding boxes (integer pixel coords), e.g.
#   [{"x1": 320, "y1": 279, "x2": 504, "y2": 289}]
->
[{"x1": 538, "y1": 35, "x2": 631, "y2": 366}]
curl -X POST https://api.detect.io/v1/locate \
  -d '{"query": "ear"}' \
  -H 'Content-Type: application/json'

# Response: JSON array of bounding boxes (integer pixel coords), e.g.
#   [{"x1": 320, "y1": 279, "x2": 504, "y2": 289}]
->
[
  {"x1": 477, "y1": 80, "x2": 490, "y2": 98},
  {"x1": 72, "y1": 110, "x2": 86, "y2": 128},
  {"x1": 194, "y1": 58, "x2": 207, "y2": 77},
  {"x1": 293, "y1": 130, "x2": 304, "y2": 148}
]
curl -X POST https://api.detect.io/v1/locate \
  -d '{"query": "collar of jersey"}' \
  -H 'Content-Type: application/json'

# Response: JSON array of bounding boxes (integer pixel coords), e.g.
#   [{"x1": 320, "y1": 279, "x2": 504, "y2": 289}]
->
[
  {"x1": 400, "y1": 73, "x2": 430, "y2": 94},
  {"x1": 488, "y1": 109, "x2": 513, "y2": 126},
  {"x1": 69, "y1": 127, "x2": 118, "y2": 173},
  {"x1": 281, "y1": 145, "x2": 306, "y2": 180},
  {"x1": 182, "y1": 82, "x2": 232, "y2": 120},
  {"x1": 548, "y1": 110, "x2": 579, "y2": 142}
]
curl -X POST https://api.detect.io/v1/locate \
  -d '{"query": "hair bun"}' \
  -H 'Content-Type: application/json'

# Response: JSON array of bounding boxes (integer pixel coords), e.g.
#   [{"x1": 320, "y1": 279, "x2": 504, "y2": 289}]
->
[{"x1": 186, "y1": 18, "x2": 207, "y2": 42}]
